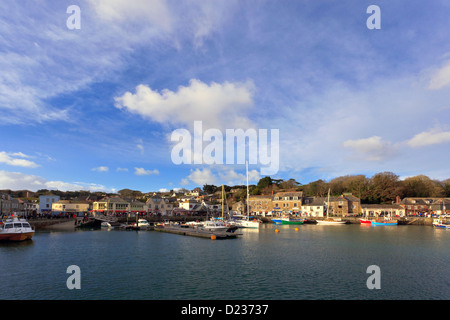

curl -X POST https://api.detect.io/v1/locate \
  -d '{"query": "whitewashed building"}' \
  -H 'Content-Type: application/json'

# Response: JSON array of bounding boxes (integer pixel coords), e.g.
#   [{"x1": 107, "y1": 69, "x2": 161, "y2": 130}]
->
[{"x1": 39, "y1": 195, "x2": 60, "y2": 214}]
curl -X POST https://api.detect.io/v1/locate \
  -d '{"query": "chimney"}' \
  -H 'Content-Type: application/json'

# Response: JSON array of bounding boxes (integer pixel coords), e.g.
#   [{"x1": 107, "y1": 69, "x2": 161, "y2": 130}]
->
[{"x1": 396, "y1": 196, "x2": 400, "y2": 204}]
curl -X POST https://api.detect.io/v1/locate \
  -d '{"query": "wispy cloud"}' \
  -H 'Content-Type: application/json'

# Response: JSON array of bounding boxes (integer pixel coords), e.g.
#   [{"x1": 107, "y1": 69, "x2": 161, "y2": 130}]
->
[
  {"x1": 428, "y1": 59, "x2": 450, "y2": 90},
  {"x1": 91, "y1": 166, "x2": 109, "y2": 172},
  {"x1": 0, "y1": 170, "x2": 113, "y2": 192},
  {"x1": 181, "y1": 166, "x2": 260, "y2": 186},
  {"x1": 134, "y1": 167, "x2": 159, "y2": 176},
  {"x1": 0, "y1": 152, "x2": 39, "y2": 168},
  {"x1": 407, "y1": 129, "x2": 450, "y2": 148},
  {"x1": 343, "y1": 136, "x2": 397, "y2": 162}
]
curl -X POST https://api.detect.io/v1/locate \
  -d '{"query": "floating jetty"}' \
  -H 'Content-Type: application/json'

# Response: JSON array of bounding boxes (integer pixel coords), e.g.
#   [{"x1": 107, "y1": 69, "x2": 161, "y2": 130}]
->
[{"x1": 154, "y1": 225, "x2": 241, "y2": 239}]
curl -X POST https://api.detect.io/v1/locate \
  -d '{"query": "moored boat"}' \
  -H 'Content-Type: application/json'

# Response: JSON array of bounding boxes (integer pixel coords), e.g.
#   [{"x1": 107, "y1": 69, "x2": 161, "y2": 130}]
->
[
  {"x1": 0, "y1": 215, "x2": 35, "y2": 241},
  {"x1": 432, "y1": 219, "x2": 450, "y2": 229},
  {"x1": 316, "y1": 218, "x2": 347, "y2": 225},
  {"x1": 360, "y1": 219, "x2": 372, "y2": 224},
  {"x1": 271, "y1": 217, "x2": 283, "y2": 224},
  {"x1": 200, "y1": 219, "x2": 237, "y2": 232},
  {"x1": 433, "y1": 223, "x2": 450, "y2": 229},
  {"x1": 371, "y1": 220, "x2": 398, "y2": 226},
  {"x1": 315, "y1": 189, "x2": 347, "y2": 225},
  {"x1": 230, "y1": 215, "x2": 260, "y2": 228},
  {"x1": 280, "y1": 215, "x2": 304, "y2": 225}
]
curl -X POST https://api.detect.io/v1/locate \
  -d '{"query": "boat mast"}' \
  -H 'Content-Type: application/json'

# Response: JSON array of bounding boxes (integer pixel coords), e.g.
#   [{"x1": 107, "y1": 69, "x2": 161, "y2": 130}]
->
[
  {"x1": 246, "y1": 161, "x2": 249, "y2": 220},
  {"x1": 221, "y1": 184, "x2": 224, "y2": 220},
  {"x1": 326, "y1": 188, "x2": 330, "y2": 219}
]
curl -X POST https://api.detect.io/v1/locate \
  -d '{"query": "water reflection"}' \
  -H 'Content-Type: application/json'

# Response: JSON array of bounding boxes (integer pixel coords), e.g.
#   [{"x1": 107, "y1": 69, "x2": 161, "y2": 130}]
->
[{"x1": 0, "y1": 224, "x2": 449, "y2": 300}]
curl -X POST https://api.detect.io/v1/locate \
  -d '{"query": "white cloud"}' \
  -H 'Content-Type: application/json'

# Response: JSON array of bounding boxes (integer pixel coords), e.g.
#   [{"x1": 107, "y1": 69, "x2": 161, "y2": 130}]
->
[
  {"x1": 134, "y1": 167, "x2": 160, "y2": 176},
  {"x1": 180, "y1": 178, "x2": 190, "y2": 186},
  {"x1": 116, "y1": 167, "x2": 129, "y2": 172},
  {"x1": 181, "y1": 166, "x2": 261, "y2": 187},
  {"x1": 0, "y1": 152, "x2": 39, "y2": 168},
  {"x1": 114, "y1": 79, "x2": 255, "y2": 130},
  {"x1": 428, "y1": 60, "x2": 450, "y2": 90},
  {"x1": 343, "y1": 136, "x2": 396, "y2": 162},
  {"x1": 218, "y1": 168, "x2": 261, "y2": 185},
  {"x1": 185, "y1": 168, "x2": 217, "y2": 185},
  {"x1": 407, "y1": 129, "x2": 450, "y2": 148},
  {"x1": 91, "y1": 166, "x2": 109, "y2": 172},
  {"x1": 0, "y1": 170, "x2": 112, "y2": 192},
  {"x1": 86, "y1": 0, "x2": 174, "y2": 33},
  {"x1": 86, "y1": 0, "x2": 236, "y2": 48}
]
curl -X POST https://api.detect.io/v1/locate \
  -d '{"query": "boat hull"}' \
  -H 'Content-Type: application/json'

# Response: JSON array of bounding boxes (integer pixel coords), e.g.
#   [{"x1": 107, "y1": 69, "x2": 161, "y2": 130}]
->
[
  {"x1": 316, "y1": 219, "x2": 346, "y2": 225},
  {"x1": 234, "y1": 221, "x2": 260, "y2": 228},
  {"x1": 280, "y1": 219, "x2": 304, "y2": 225},
  {"x1": 360, "y1": 219, "x2": 372, "y2": 224},
  {"x1": 0, "y1": 231, "x2": 34, "y2": 241},
  {"x1": 433, "y1": 224, "x2": 450, "y2": 229},
  {"x1": 371, "y1": 221, "x2": 397, "y2": 226}
]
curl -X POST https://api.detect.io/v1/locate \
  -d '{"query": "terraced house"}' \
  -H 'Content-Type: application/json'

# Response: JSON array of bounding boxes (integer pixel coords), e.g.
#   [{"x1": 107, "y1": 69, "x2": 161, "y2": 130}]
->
[
  {"x1": 248, "y1": 195, "x2": 272, "y2": 216},
  {"x1": 327, "y1": 193, "x2": 361, "y2": 217},
  {"x1": 400, "y1": 197, "x2": 450, "y2": 215},
  {"x1": 301, "y1": 197, "x2": 326, "y2": 217},
  {"x1": 272, "y1": 191, "x2": 303, "y2": 216},
  {"x1": 92, "y1": 197, "x2": 148, "y2": 216},
  {"x1": 52, "y1": 200, "x2": 91, "y2": 216},
  {"x1": 146, "y1": 195, "x2": 176, "y2": 216}
]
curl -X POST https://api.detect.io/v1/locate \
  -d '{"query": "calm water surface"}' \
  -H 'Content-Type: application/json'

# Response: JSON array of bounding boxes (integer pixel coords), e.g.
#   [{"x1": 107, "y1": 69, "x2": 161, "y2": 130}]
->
[{"x1": 1, "y1": 224, "x2": 449, "y2": 300}]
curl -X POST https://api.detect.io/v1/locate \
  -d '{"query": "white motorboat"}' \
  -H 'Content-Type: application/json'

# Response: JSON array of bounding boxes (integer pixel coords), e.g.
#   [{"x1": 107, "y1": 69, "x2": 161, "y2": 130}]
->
[
  {"x1": 0, "y1": 215, "x2": 35, "y2": 241},
  {"x1": 230, "y1": 214, "x2": 260, "y2": 228},
  {"x1": 200, "y1": 219, "x2": 231, "y2": 232},
  {"x1": 136, "y1": 219, "x2": 150, "y2": 227}
]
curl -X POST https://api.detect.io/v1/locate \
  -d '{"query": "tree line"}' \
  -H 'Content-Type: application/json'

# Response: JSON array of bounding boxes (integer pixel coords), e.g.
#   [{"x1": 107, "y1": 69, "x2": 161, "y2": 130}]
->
[
  {"x1": 286, "y1": 172, "x2": 449, "y2": 204},
  {"x1": 203, "y1": 172, "x2": 450, "y2": 205}
]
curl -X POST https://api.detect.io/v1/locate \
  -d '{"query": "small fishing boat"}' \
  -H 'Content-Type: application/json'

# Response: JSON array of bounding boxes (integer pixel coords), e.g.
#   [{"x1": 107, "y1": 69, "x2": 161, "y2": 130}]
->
[
  {"x1": 432, "y1": 219, "x2": 450, "y2": 229},
  {"x1": 371, "y1": 220, "x2": 398, "y2": 226},
  {"x1": 280, "y1": 215, "x2": 304, "y2": 225},
  {"x1": 0, "y1": 215, "x2": 35, "y2": 241},
  {"x1": 360, "y1": 219, "x2": 372, "y2": 224},
  {"x1": 101, "y1": 221, "x2": 121, "y2": 228}
]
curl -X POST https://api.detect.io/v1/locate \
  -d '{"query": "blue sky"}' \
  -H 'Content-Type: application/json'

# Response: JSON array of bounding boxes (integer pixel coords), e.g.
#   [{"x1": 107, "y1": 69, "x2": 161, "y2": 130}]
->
[{"x1": 1, "y1": 0, "x2": 450, "y2": 193}]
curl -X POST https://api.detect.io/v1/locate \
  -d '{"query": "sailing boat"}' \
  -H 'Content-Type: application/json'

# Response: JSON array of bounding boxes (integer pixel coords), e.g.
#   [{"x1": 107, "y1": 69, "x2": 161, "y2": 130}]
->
[
  {"x1": 316, "y1": 189, "x2": 346, "y2": 225},
  {"x1": 201, "y1": 185, "x2": 237, "y2": 232},
  {"x1": 231, "y1": 161, "x2": 260, "y2": 229}
]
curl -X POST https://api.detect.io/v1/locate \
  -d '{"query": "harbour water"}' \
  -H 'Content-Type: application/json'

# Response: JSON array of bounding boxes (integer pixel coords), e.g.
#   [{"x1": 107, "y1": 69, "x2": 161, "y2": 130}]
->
[{"x1": 1, "y1": 223, "x2": 449, "y2": 300}]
